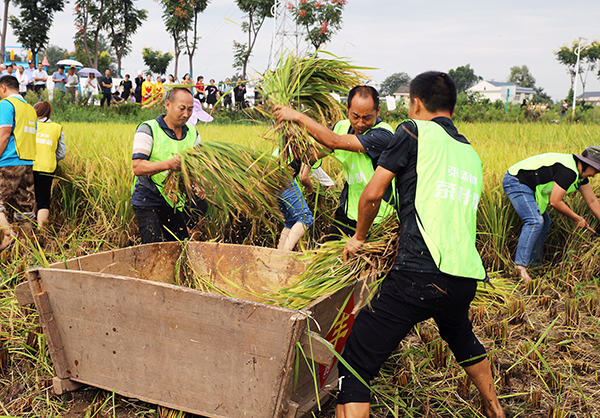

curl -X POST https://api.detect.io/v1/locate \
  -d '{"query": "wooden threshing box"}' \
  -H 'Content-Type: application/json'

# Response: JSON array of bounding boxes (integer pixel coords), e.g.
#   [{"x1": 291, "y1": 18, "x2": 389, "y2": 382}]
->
[{"x1": 15, "y1": 242, "x2": 361, "y2": 418}]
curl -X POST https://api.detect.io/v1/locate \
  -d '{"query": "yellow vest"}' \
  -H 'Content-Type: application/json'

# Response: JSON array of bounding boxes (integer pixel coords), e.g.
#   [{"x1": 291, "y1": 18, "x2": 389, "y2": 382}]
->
[
  {"x1": 6, "y1": 96, "x2": 37, "y2": 161},
  {"x1": 33, "y1": 121, "x2": 62, "y2": 173}
]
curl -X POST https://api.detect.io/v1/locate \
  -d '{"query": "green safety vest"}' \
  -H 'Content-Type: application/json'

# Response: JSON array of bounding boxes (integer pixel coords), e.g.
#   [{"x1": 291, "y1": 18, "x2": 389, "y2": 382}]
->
[
  {"x1": 142, "y1": 119, "x2": 198, "y2": 210},
  {"x1": 6, "y1": 97, "x2": 37, "y2": 161},
  {"x1": 33, "y1": 122, "x2": 62, "y2": 173},
  {"x1": 409, "y1": 119, "x2": 485, "y2": 280},
  {"x1": 508, "y1": 153, "x2": 581, "y2": 214},
  {"x1": 332, "y1": 119, "x2": 394, "y2": 223}
]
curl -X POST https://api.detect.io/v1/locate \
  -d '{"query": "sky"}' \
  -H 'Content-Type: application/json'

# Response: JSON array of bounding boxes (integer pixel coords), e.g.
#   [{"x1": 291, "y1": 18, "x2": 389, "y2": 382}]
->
[{"x1": 5, "y1": 0, "x2": 600, "y2": 101}]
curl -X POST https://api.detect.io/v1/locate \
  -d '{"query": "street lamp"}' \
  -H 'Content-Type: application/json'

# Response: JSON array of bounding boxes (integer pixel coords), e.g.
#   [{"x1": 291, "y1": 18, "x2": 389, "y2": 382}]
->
[{"x1": 572, "y1": 36, "x2": 587, "y2": 117}]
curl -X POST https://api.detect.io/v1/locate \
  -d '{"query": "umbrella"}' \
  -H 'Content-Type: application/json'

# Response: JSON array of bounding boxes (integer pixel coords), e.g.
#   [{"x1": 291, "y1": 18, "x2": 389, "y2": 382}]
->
[
  {"x1": 57, "y1": 59, "x2": 83, "y2": 67},
  {"x1": 77, "y1": 67, "x2": 102, "y2": 78}
]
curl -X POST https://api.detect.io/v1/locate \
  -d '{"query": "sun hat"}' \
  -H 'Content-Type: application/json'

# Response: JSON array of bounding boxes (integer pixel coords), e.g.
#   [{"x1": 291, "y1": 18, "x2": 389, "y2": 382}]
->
[{"x1": 576, "y1": 145, "x2": 600, "y2": 171}]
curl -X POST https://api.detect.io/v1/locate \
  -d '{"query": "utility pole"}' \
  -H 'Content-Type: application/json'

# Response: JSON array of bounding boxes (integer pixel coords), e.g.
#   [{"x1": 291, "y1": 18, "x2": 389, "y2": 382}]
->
[
  {"x1": 266, "y1": 0, "x2": 308, "y2": 71},
  {"x1": 572, "y1": 36, "x2": 587, "y2": 118}
]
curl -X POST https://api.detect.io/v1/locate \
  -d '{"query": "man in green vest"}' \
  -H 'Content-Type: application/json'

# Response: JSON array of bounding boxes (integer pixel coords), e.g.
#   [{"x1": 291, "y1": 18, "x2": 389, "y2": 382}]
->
[
  {"x1": 274, "y1": 85, "x2": 394, "y2": 239},
  {"x1": 339, "y1": 72, "x2": 504, "y2": 418},
  {"x1": 131, "y1": 87, "x2": 204, "y2": 244},
  {"x1": 0, "y1": 75, "x2": 37, "y2": 251}
]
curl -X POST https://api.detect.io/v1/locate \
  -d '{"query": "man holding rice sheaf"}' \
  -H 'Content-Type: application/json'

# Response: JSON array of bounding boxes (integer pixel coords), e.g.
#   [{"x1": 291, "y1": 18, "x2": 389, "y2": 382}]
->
[
  {"x1": 339, "y1": 72, "x2": 505, "y2": 418},
  {"x1": 131, "y1": 87, "x2": 204, "y2": 244},
  {"x1": 274, "y1": 85, "x2": 394, "y2": 239}
]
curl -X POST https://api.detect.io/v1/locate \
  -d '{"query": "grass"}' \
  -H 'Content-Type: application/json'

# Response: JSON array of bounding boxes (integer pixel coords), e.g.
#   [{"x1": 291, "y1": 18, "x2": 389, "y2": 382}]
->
[{"x1": 1, "y1": 120, "x2": 600, "y2": 417}]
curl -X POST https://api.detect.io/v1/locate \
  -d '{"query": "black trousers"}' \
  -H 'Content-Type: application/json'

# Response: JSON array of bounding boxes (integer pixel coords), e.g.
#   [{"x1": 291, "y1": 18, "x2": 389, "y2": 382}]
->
[
  {"x1": 100, "y1": 92, "x2": 112, "y2": 107},
  {"x1": 337, "y1": 269, "x2": 486, "y2": 404},
  {"x1": 133, "y1": 205, "x2": 189, "y2": 244}
]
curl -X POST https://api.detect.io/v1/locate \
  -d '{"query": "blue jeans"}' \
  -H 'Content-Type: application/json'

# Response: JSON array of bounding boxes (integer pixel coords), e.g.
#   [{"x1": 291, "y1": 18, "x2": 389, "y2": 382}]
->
[
  {"x1": 502, "y1": 172, "x2": 551, "y2": 266},
  {"x1": 278, "y1": 180, "x2": 313, "y2": 229}
]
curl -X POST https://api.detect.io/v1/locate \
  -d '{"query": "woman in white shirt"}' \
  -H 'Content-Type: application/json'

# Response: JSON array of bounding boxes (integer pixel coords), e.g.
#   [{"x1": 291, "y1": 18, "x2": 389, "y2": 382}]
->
[
  {"x1": 84, "y1": 73, "x2": 99, "y2": 104},
  {"x1": 16, "y1": 65, "x2": 28, "y2": 94}
]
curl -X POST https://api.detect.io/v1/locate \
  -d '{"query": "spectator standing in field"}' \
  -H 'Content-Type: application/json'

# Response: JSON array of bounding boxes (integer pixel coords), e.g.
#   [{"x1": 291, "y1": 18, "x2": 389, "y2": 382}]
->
[
  {"x1": 195, "y1": 76, "x2": 205, "y2": 104},
  {"x1": 221, "y1": 77, "x2": 233, "y2": 109},
  {"x1": 340, "y1": 71, "x2": 505, "y2": 418},
  {"x1": 66, "y1": 67, "x2": 79, "y2": 103},
  {"x1": 181, "y1": 73, "x2": 193, "y2": 92},
  {"x1": 84, "y1": 73, "x2": 98, "y2": 104},
  {"x1": 131, "y1": 87, "x2": 204, "y2": 244},
  {"x1": 0, "y1": 76, "x2": 37, "y2": 251},
  {"x1": 5, "y1": 65, "x2": 13, "y2": 77},
  {"x1": 154, "y1": 77, "x2": 165, "y2": 104},
  {"x1": 205, "y1": 79, "x2": 218, "y2": 109},
  {"x1": 32, "y1": 101, "x2": 65, "y2": 229},
  {"x1": 24, "y1": 61, "x2": 35, "y2": 92},
  {"x1": 100, "y1": 69, "x2": 113, "y2": 107},
  {"x1": 274, "y1": 85, "x2": 395, "y2": 240},
  {"x1": 164, "y1": 74, "x2": 176, "y2": 90},
  {"x1": 51, "y1": 66, "x2": 67, "y2": 94},
  {"x1": 503, "y1": 148, "x2": 600, "y2": 283},
  {"x1": 120, "y1": 74, "x2": 133, "y2": 101},
  {"x1": 16, "y1": 66, "x2": 28, "y2": 95},
  {"x1": 142, "y1": 74, "x2": 154, "y2": 106},
  {"x1": 134, "y1": 70, "x2": 143, "y2": 103},
  {"x1": 234, "y1": 77, "x2": 246, "y2": 109},
  {"x1": 561, "y1": 100, "x2": 569, "y2": 117},
  {"x1": 33, "y1": 63, "x2": 48, "y2": 96}
]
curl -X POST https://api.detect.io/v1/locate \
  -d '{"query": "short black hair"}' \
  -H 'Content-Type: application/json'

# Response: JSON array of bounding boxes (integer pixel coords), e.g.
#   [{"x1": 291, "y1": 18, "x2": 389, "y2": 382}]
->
[
  {"x1": 347, "y1": 85, "x2": 379, "y2": 110},
  {"x1": 0, "y1": 75, "x2": 19, "y2": 91},
  {"x1": 165, "y1": 87, "x2": 193, "y2": 102},
  {"x1": 409, "y1": 71, "x2": 457, "y2": 113}
]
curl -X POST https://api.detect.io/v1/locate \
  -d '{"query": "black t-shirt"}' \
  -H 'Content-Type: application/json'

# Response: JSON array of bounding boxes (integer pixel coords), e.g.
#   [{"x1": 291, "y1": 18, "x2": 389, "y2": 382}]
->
[
  {"x1": 334, "y1": 118, "x2": 395, "y2": 212},
  {"x1": 206, "y1": 85, "x2": 218, "y2": 100},
  {"x1": 514, "y1": 155, "x2": 588, "y2": 191},
  {"x1": 378, "y1": 117, "x2": 469, "y2": 273}
]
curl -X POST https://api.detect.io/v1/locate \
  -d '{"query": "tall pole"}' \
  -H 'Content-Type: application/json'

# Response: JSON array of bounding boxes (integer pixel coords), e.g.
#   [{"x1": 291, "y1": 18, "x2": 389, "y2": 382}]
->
[{"x1": 572, "y1": 36, "x2": 587, "y2": 118}]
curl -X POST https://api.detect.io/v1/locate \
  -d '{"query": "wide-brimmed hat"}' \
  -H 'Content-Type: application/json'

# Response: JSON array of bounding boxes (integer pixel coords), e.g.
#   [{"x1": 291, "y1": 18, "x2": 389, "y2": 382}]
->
[{"x1": 576, "y1": 145, "x2": 600, "y2": 171}]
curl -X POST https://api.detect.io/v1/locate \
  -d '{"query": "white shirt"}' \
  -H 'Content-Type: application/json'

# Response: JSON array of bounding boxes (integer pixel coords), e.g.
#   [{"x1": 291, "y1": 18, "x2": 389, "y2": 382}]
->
[
  {"x1": 16, "y1": 72, "x2": 28, "y2": 93},
  {"x1": 32, "y1": 69, "x2": 48, "y2": 85},
  {"x1": 66, "y1": 73, "x2": 79, "y2": 88}
]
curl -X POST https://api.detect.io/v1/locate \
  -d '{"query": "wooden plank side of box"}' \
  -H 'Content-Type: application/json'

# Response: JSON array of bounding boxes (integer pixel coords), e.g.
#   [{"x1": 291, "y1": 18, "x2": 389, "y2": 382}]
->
[{"x1": 33, "y1": 268, "x2": 305, "y2": 418}]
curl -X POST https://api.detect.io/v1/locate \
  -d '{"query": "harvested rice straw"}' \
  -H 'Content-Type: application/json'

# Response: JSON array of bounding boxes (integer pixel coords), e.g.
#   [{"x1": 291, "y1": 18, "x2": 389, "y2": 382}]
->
[
  {"x1": 256, "y1": 52, "x2": 369, "y2": 165},
  {"x1": 163, "y1": 141, "x2": 291, "y2": 227}
]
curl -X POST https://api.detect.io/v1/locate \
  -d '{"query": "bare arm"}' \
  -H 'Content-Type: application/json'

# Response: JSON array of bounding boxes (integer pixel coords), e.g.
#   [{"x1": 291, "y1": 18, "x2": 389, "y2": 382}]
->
[
  {"x1": 132, "y1": 157, "x2": 181, "y2": 176},
  {"x1": 274, "y1": 105, "x2": 366, "y2": 152},
  {"x1": 579, "y1": 182, "x2": 600, "y2": 223},
  {"x1": 343, "y1": 166, "x2": 396, "y2": 261},
  {"x1": 549, "y1": 182, "x2": 588, "y2": 228},
  {"x1": 298, "y1": 163, "x2": 314, "y2": 193},
  {"x1": 0, "y1": 126, "x2": 11, "y2": 157}
]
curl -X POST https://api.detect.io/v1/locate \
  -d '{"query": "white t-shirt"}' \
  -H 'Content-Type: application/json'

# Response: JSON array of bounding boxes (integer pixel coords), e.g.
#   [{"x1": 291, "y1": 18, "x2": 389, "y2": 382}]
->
[
  {"x1": 85, "y1": 78, "x2": 98, "y2": 94},
  {"x1": 66, "y1": 74, "x2": 79, "y2": 88},
  {"x1": 32, "y1": 69, "x2": 48, "y2": 85},
  {"x1": 16, "y1": 72, "x2": 28, "y2": 93}
]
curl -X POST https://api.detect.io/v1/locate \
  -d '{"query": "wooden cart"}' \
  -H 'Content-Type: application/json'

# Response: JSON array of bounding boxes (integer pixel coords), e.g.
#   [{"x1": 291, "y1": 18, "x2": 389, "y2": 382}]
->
[{"x1": 15, "y1": 242, "x2": 361, "y2": 418}]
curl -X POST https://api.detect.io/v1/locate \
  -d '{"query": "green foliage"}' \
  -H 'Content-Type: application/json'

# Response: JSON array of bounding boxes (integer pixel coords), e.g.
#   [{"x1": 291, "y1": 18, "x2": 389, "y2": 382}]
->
[
  {"x1": 508, "y1": 65, "x2": 536, "y2": 88},
  {"x1": 141, "y1": 47, "x2": 173, "y2": 76},
  {"x1": 448, "y1": 64, "x2": 482, "y2": 93},
  {"x1": 105, "y1": 0, "x2": 148, "y2": 76},
  {"x1": 71, "y1": 34, "x2": 116, "y2": 73},
  {"x1": 555, "y1": 39, "x2": 600, "y2": 89},
  {"x1": 9, "y1": 0, "x2": 65, "y2": 56},
  {"x1": 533, "y1": 87, "x2": 552, "y2": 105},
  {"x1": 379, "y1": 72, "x2": 411, "y2": 96},
  {"x1": 233, "y1": 0, "x2": 275, "y2": 78},
  {"x1": 41, "y1": 45, "x2": 68, "y2": 74},
  {"x1": 291, "y1": 0, "x2": 346, "y2": 51}
]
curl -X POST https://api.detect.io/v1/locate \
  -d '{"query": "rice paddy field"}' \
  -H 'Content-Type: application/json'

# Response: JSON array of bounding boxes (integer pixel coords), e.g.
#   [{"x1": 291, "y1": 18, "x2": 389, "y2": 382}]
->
[{"x1": 1, "y1": 119, "x2": 600, "y2": 418}]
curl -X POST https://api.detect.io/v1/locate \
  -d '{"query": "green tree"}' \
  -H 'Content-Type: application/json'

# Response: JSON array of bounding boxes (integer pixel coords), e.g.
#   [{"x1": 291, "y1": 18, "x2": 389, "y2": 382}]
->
[
  {"x1": 74, "y1": 0, "x2": 108, "y2": 69},
  {"x1": 105, "y1": 0, "x2": 148, "y2": 77},
  {"x1": 71, "y1": 34, "x2": 116, "y2": 72},
  {"x1": 292, "y1": 0, "x2": 346, "y2": 51},
  {"x1": 161, "y1": 0, "x2": 191, "y2": 79},
  {"x1": 532, "y1": 87, "x2": 552, "y2": 105},
  {"x1": 233, "y1": 0, "x2": 275, "y2": 79},
  {"x1": 142, "y1": 47, "x2": 173, "y2": 76},
  {"x1": 508, "y1": 65, "x2": 536, "y2": 88},
  {"x1": 555, "y1": 40, "x2": 600, "y2": 96},
  {"x1": 379, "y1": 72, "x2": 411, "y2": 96},
  {"x1": 9, "y1": 0, "x2": 65, "y2": 58},
  {"x1": 448, "y1": 64, "x2": 482, "y2": 93},
  {"x1": 182, "y1": 0, "x2": 210, "y2": 78}
]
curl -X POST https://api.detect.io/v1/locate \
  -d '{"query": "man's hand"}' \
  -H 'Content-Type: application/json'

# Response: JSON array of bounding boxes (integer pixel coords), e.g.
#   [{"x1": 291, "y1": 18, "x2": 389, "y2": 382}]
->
[
  {"x1": 343, "y1": 236, "x2": 365, "y2": 262},
  {"x1": 167, "y1": 155, "x2": 182, "y2": 171},
  {"x1": 273, "y1": 105, "x2": 301, "y2": 124}
]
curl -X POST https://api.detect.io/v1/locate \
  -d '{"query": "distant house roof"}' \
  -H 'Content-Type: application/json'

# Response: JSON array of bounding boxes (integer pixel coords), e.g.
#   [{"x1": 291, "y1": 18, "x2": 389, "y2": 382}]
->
[
  {"x1": 471, "y1": 80, "x2": 535, "y2": 94},
  {"x1": 393, "y1": 85, "x2": 410, "y2": 96},
  {"x1": 577, "y1": 91, "x2": 600, "y2": 101}
]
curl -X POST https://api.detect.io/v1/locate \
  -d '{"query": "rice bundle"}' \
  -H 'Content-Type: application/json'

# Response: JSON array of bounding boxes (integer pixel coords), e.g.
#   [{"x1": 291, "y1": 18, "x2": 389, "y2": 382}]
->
[
  {"x1": 257, "y1": 52, "x2": 368, "y2": 164},
  {"x1": 163, "y1": 141, "x2": 290, "y2": 224}
]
